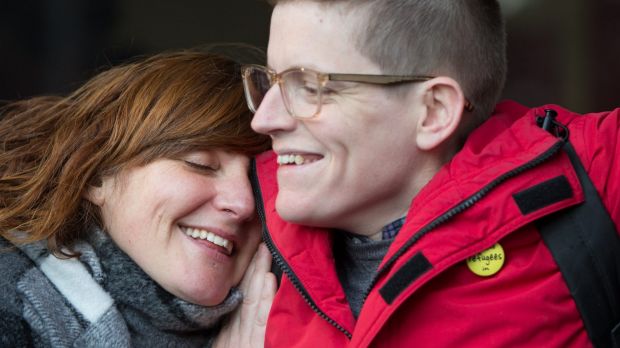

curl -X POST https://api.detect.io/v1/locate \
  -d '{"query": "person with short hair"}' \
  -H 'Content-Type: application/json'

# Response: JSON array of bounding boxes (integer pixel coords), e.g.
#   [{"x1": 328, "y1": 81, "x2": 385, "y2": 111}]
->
[
  {"x1": 0, "y1": 51, "x2": 275, "y2": 347},
  {"x1": 242, "y1": 0, "x2": 620, "y2": 346}
]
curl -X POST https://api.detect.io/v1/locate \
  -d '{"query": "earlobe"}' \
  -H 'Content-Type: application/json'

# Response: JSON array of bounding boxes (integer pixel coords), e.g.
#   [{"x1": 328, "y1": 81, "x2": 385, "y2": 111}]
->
[
  {"x1": 84, "y1": 179, "x2": 106, "y2": 206},
  {"x1": 415, "y1": 77, "x2": 465, "y2": 151}
]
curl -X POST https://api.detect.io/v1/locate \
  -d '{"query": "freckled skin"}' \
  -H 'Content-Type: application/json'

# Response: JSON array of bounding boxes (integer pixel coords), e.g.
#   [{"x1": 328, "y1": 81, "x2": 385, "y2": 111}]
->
[{"x1": 91, "y1": 150, "x2": 262, "y2": 306}]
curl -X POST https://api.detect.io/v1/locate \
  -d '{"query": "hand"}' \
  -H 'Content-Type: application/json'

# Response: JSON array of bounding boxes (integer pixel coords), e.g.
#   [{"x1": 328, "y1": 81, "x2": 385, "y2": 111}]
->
[{"x1": 213, "y1": 243, "x2": 276, "y2": 348}]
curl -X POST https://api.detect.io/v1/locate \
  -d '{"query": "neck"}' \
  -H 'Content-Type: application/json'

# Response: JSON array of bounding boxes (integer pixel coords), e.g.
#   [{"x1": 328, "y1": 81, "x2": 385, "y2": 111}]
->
[{"x1": 348, "y1": 161, "x2": 445, "y2": 239}]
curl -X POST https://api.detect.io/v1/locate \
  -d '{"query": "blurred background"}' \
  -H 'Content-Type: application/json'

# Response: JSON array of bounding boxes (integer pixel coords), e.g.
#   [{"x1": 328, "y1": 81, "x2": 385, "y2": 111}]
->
[{"x1": 0, "y1": 0, "x2": 618, "y2": 113}]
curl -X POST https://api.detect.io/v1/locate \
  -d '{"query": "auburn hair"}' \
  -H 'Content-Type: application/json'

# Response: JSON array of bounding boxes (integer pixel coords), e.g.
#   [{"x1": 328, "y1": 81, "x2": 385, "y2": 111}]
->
[{"x1": 0, "y1": 50, "x2": 270, "y2": 256}]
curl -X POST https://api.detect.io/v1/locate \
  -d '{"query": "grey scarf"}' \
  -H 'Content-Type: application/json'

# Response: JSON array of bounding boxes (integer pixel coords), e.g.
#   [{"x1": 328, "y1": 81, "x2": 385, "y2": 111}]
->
[{"x1": 17, "y1": 228, "x2": 242, "y2": 347}]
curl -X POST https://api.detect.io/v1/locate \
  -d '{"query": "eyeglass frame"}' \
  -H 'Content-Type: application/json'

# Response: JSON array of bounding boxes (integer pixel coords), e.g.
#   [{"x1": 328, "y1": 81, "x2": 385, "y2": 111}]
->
[{"x1": 240, "y1": 64, "x2": 475, "y2": 118}]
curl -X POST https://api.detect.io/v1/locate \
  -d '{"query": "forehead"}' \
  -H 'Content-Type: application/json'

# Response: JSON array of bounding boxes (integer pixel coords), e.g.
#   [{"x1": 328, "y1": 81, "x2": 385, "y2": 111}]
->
[{"x1": 268, "y1": 2, "x2": 380, "y2": 74}]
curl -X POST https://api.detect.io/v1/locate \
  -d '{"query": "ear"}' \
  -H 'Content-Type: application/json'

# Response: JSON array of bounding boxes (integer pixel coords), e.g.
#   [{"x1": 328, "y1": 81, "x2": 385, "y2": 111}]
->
[
  {"x1": 83, "y1": 178, "x2": 106, "y2": 207},
  {"x1": 415, "y1": 77, "x2": 465, "y2": 151}
]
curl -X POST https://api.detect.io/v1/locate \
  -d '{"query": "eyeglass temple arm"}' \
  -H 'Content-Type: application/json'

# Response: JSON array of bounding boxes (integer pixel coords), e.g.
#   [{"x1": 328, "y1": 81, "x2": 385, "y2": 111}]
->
[{"x1": 327, "y1": 73, "x2": 475, "y2": 112}]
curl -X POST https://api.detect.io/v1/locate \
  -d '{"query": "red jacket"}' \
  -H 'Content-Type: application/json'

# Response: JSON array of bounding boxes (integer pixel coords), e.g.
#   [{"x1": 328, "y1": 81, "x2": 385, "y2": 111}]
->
[{"x1": 254, "y1": 101, "x2": 620, "y2": 347}]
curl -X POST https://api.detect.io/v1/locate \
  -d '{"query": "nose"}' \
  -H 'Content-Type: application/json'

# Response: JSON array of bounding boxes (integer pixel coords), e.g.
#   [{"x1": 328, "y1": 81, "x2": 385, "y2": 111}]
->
[
  {"x1": 213, "y1": 166, "x2": 256, "y2": 222},
  {"x1": 251, "y1": 84, "x2": 297, "y2": 135}
]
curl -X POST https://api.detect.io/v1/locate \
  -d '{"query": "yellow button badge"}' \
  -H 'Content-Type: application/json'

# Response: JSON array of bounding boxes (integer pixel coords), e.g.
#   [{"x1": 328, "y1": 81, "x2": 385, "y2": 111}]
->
[{"x1": 466, "y1": 243, "x2": 505, "y2": 277}]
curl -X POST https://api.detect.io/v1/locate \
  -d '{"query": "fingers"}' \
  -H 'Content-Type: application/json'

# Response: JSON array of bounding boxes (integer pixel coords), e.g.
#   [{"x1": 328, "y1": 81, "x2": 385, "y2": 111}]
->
[
  {"x1": 241, "y1": 244, "x2": 271, "y2": 303},
  {"x1": 254, "y1": 243, "x2": 273, "y2": 275},
  {"x1": 246, "y1": 257, "x2": 276, "y2": 346},
  {"x1": 256, "y1": 272, "x2": 277, "y2": 327},
  {"x1": 241, "y1": 243, "x2": 271, "y2": 290},
  {"x1": 214, "y1": 244, "x2": 275, "y2": 348},
  {"x1": 239, "y1": 244, "x2": 274, "y2": 346}
]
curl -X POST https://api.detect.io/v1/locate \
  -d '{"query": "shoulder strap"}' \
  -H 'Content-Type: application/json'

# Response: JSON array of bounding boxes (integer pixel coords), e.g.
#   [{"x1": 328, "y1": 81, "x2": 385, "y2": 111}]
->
[{"x1": 536, "y1": 142, "x2": 620, "y2": 348}]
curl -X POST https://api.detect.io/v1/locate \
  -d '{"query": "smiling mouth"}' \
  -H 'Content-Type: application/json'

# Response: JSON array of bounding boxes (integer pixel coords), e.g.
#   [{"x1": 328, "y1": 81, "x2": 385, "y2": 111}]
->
[
  {"x1": 180, "y1": 226, "x2": 233, "y2": 255},
  {"x1": 277, "y1": 154, "x2": 322, "y2": 166}
]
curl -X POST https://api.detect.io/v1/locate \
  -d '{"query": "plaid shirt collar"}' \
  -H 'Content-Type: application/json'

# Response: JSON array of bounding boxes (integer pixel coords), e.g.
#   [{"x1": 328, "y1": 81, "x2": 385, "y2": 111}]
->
[{"x1": 381, "y1": 216, "x2": 406, "y2": 240}]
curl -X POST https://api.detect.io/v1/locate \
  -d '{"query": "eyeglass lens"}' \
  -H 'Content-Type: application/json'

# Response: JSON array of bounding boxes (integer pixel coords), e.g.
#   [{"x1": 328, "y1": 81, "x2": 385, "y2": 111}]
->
[
  {"x1": 243, "y1": 67, "x2": 271, "y2": 113},
  {"x1": 280, "y1": 70, "x2": 321, "y2": 118},
  {"x1": 244, "y1": 67, "x2": 321, "y2": 118}
]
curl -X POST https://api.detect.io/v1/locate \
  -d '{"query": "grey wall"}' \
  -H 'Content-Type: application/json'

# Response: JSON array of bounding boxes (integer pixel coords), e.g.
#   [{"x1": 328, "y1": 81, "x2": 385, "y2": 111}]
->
[
  {"x1": 0, "y1": 0, "x2": 271, "y2": 99},
  {"x1": 0, "y1": 0, "x2": 618, "y2": 113},
  {"x1": 502, "y1": 0, "x2": 620, "y2": 113}
]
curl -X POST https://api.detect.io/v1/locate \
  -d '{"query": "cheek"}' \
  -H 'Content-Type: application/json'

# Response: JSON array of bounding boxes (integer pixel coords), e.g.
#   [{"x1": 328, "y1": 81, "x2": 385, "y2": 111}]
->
[
  {"x1": 159, "y1": 177, "x2": 218, "y2": 217},
  {"x1": 232, "y1": 225, "x2": 263, "y2": 285},
  {"x1": 99, "y1": 192, "x2": 139, "y2": 241},
  {"x1": 309, "y1": 111, "x2": 370, "y2": 162}
]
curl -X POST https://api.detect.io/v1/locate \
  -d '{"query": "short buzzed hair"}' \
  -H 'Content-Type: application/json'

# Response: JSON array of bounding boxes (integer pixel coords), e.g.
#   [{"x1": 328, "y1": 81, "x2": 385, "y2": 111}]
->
[{"x1": 269, "y1": 0, "x2": 507, "y2": 130}]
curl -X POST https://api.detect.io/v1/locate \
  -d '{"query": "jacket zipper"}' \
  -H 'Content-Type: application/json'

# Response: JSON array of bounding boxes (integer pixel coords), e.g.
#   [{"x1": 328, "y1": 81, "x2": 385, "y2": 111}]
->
[
  {"x1": 250, "y1": 160, "x2": 353, "y2": 340},
  {"x1": 363, "y1": 138, "x2": 567, "y2": 302}
]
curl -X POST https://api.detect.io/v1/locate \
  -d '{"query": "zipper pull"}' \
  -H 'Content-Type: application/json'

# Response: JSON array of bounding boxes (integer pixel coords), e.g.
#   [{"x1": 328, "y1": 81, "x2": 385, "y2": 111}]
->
[
  {"x1": 540, "y1": 109, "x2": 557, "y2": 132},
  {"x1": 536, "y1": 108, "x2": 569, "y2": 141}
]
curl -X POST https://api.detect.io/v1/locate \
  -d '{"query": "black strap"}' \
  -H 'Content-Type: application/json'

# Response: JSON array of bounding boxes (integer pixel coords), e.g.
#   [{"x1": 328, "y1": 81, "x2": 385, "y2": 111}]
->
[{"x1": 536, "y1": 142, "x2": 620, "y2": 348}]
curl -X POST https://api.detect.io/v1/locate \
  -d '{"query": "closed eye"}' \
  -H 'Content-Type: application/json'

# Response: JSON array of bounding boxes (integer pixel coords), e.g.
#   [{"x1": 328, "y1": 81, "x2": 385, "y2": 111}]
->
[
  {"x1": 299, "y1": 85, "x2": 319, "y2": 96},
  {"x1": 322, "y1": 87, "x2": 337, "y2": 95},
  {"x1": 184, "y1": 160, "x2": 216, "y2": 173}
]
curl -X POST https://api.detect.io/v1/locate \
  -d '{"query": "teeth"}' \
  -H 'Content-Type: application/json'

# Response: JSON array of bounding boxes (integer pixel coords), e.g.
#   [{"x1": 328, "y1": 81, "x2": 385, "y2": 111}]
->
[
  {"x1": 277, "y1": 154, "x2": 311, "y2": 165},
  {"x1": 214, "y1": 235, "x2": 224, "y2": 246},
  {"x1": 181, "y1": 227, "x2": 233, "y2": 254}
]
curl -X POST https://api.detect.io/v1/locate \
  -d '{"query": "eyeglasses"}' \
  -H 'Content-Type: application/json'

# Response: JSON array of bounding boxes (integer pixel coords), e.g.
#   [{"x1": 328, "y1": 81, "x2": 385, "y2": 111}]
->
[{"x1": 241, "y1": 64, "x2": 474, "y2": 119}]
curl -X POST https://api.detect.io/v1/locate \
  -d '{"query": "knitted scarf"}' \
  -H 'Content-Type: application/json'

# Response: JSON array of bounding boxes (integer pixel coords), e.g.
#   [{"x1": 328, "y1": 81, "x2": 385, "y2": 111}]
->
[{"x1": 17, "y1": 227, "x2": 242, "y2": 347}]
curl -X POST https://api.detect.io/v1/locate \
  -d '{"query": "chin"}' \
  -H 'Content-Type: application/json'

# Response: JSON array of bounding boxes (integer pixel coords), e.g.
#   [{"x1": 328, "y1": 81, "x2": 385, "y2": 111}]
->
[
  {"x1": 189, "y1": 291, "x2": 229, "y2": 307},
  {"x1": 277, "y1": 208, "x2": 306, "y2": 225},
  {"x1": 278, "y1": 200, "x2": 336, "y2": 230},
  {"x1": 277, "y1": 196, "x2": 311, "y2": 223},
  {"x1": 172, "y1": 282, "x2": 231, "y2": 307}
]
